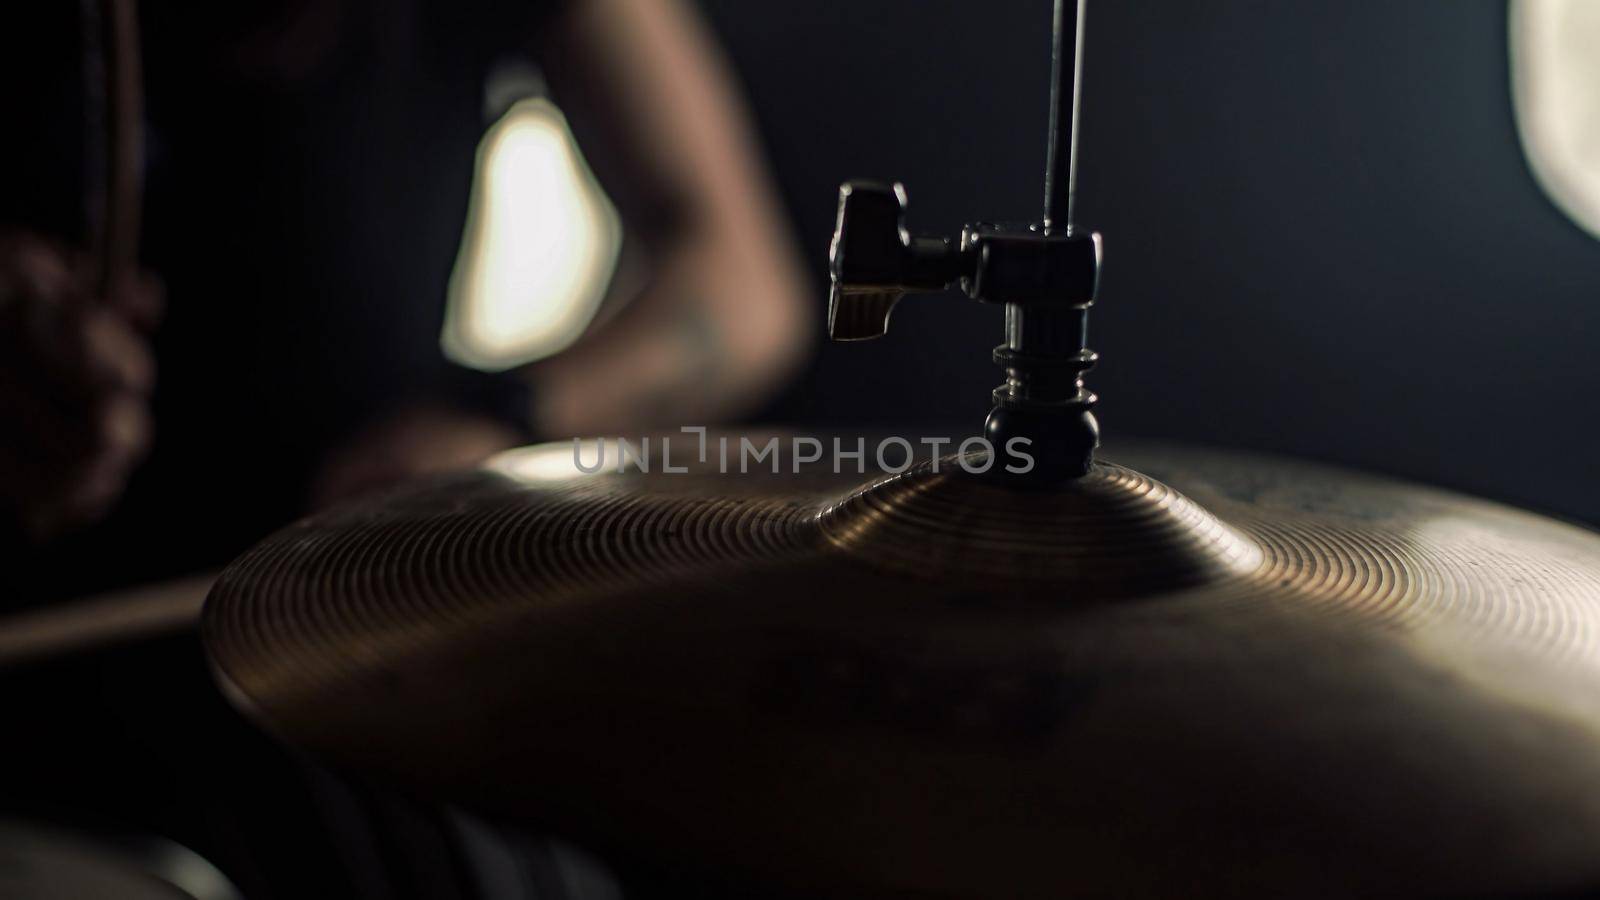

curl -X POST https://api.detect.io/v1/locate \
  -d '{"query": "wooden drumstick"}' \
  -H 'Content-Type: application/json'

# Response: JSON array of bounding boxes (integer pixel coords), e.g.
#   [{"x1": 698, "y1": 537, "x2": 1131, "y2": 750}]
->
[{"x1": 81, "y1": 0, "x2": 143, "y2": 299}]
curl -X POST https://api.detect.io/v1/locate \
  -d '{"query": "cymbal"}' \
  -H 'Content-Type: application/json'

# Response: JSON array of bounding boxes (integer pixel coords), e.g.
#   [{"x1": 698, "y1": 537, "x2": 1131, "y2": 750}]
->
[{"x1": 203, "y1": 438, "x2": 1600, "y2": 897}]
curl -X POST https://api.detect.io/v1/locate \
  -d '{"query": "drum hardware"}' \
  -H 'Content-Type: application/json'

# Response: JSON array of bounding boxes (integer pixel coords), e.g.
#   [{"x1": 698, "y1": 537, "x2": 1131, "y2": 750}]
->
[{"x1": 197, "y1": 2, "x2": 1600, "y2": 895}]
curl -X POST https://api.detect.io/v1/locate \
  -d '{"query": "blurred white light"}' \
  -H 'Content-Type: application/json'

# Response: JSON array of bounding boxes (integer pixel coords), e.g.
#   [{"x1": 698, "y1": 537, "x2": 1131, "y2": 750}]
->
[
  {"x1": 1511, "y1": 0, "x2": 1600, "y2": 240},
  {"x1": 443, "y1": 98, "x2": 622, "y2": 372},
  {"x1": 487, "y1": 442, "x2": 595, "y2": 483}
]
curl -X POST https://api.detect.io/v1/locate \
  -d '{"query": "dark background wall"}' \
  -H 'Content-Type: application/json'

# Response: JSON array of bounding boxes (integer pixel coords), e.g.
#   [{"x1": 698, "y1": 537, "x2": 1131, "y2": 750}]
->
[{"x1": 703, "y1": 0, "x2": 1600, "y2": 525}]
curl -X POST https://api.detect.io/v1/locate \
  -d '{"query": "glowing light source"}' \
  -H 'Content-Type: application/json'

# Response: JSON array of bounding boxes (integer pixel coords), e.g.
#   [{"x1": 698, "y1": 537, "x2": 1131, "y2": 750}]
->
[
  {"x1": 487, "y1": 442, "x2": 596, "y2": 483},
  {"x1": 443, "y1": 98, "x2": 622, "y2": 371},
  {"x1": 1511, "y1": 0, "x2": 1600, "y2": 240}
]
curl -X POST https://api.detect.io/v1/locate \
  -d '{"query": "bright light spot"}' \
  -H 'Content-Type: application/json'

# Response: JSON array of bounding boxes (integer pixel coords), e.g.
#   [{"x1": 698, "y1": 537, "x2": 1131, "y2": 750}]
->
[
  {"x1": 487, "y1": 441, "x2": 596, "y2": 483},
  {"x1": 443, "y1": 98, "x2": 622, "y2": 371},
  {"x1": 1511, "y1": 0, "x2": 1600, "y2": 240}
]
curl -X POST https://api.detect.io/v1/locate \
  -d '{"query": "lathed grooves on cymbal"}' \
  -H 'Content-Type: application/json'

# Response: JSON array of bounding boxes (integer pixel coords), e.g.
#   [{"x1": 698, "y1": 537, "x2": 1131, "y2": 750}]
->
[
  {"x1": 206, "y1": 466, "x2": 827, "y2": 709},
  {"x1": 817, "y1": 459, "x2": 1263, "y2": 596},
  {"x1": 1246, "y1": 514, "x2": 1600, "y2": 667},
  {"x1": 204, "y1": 445, "x2": 1600, "y2": 713},
  {"x1": 201, "y1": 440, "x2": 1600, "y2": 898}
]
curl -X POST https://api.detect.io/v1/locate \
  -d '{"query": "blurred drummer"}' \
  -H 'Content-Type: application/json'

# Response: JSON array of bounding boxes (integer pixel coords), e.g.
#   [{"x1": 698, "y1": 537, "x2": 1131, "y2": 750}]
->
[{"x1": 0, "y1": 0, "x2": 810, "y2": 603}]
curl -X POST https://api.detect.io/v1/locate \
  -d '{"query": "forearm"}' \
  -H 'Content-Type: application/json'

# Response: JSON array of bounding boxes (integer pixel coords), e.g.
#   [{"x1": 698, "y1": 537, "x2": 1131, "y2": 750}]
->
[
  {"x1": 530, "y1": 0, "x2": 811, "y2": 437},
  {"x1": 531, "y1": 228, "x2": 808, "y2": 436}
]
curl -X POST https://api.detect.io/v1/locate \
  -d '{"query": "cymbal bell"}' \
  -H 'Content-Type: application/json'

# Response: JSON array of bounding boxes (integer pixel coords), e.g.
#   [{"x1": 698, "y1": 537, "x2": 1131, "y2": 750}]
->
[{"x1": 203, "y1": 438, "x2": 1600, "y2": 897}]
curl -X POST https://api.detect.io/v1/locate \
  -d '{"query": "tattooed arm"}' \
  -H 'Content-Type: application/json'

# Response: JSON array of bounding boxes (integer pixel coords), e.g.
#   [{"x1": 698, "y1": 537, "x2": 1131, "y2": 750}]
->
[{"x1": 528, "y1": 0, "x2": 812, "y2": 435}]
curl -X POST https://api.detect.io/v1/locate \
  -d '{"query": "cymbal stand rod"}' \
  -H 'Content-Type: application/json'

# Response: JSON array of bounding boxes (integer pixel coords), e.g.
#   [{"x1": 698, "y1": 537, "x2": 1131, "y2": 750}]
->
[
  {"x1": 985, "y1": 0, "x2": 1099, "y2": 481},
  {"x1": 824, "y1": 0, "x2": 1104, "y2": 482},
  {"x1": 1043, "y1": 0, "x2": 1084, "y2": 236}
]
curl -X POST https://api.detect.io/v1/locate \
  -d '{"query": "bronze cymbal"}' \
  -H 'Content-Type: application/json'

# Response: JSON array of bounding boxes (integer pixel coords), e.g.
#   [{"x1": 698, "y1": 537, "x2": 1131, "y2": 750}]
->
[{"x1": 203, "y1": 438, "x2": 1600, "y2": 897}]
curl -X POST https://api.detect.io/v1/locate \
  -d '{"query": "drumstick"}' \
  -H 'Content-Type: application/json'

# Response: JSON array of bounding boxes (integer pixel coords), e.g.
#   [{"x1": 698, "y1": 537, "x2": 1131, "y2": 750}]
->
[
  {"x1": 0, "y1": 573, "x2": 214, "y2": 668},
  {"x1": 81, "y1": 0, "x2": 143, "y2": 299}
]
